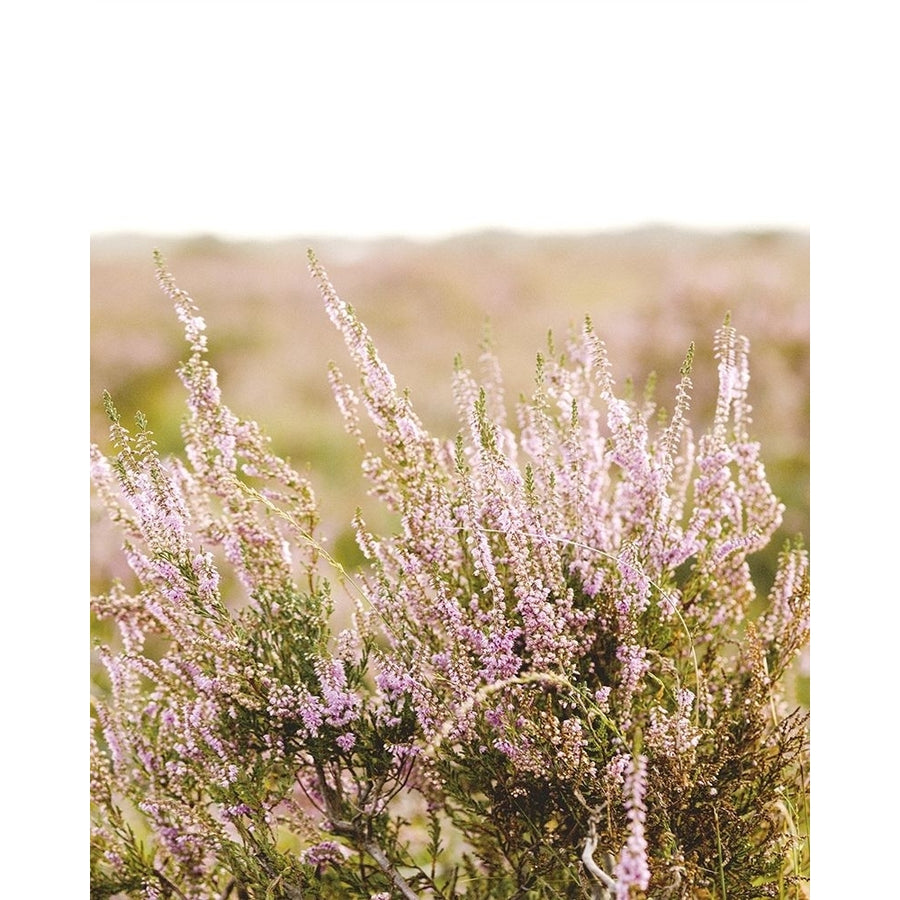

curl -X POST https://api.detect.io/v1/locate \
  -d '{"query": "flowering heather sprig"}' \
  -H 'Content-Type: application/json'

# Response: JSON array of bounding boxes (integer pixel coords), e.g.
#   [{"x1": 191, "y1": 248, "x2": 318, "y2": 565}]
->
[
  {"x1": 91, "y1": 252, "x2": 809, "y2": 899},
  {"x1": 301, "y1": 840, "x2": 346, "y2": 868},
  {"x1": 615, "y1": 753, "x2": 650, "y2": 895}
]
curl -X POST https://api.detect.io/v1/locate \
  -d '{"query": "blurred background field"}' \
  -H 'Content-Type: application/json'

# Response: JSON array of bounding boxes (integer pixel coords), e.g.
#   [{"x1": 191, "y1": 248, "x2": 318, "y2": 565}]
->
[{"x1": 90, "y1": 228, "x2": 808, "y2": 600}]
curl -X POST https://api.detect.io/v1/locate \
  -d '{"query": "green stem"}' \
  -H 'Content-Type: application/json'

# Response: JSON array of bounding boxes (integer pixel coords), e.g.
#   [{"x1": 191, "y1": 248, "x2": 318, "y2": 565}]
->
[{"x1": 712, "y1": 806, "x2": 727, "y2": 900}]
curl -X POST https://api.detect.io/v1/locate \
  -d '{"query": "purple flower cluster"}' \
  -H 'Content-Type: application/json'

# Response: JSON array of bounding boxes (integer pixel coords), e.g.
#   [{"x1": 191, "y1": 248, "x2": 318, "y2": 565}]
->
[{"x1": 301, "y1": 840, "x2": 345, "y2": 868}]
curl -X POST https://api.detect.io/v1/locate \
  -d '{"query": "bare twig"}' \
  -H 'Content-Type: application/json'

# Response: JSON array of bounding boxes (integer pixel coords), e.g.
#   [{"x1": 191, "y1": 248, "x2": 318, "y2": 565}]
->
[
  {"x1": 153, "y1": 868, "x2": 190, "y2": 900},
  {"x1": 581, "y1": 820, "x2": 617, "y2": 899},
  {"x1": 314, "y1": 762, "x2": 422, "y2": 900},
  {"x1": 364, "y1": 840, "x2": 422, "y2": 900}
]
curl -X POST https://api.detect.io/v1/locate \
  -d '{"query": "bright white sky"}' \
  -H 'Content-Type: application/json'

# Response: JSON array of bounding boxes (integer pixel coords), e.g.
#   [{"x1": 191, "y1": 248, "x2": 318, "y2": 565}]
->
[{"x1": 87, "y1": 0, "x2": 812, "y2": 240}]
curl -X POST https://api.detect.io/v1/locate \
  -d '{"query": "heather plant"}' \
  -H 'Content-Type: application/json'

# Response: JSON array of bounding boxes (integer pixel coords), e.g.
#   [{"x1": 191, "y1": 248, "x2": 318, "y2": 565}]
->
[{"x1": 90, "y1": 251, "x2": 809, "y2": 899}]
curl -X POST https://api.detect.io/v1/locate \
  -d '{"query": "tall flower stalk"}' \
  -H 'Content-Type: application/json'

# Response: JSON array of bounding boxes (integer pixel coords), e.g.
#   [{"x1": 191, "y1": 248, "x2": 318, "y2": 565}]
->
[{"x1": 91, "y1": 251, "x2": 809, "y2": 899}]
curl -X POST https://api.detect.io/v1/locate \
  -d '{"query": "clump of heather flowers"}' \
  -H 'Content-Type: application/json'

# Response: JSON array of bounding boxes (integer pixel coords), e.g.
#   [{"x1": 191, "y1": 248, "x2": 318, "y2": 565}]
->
[{"x1": 91, "y1": 250, "x2": 809, "y2": 899}]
